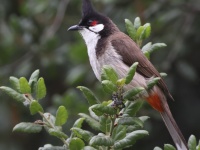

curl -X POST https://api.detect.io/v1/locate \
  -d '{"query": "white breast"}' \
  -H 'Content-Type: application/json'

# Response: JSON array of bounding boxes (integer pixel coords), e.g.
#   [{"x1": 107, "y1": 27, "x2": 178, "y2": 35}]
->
[{"x1": 79, "y1": 28, "x2": 101, "y2": 80}]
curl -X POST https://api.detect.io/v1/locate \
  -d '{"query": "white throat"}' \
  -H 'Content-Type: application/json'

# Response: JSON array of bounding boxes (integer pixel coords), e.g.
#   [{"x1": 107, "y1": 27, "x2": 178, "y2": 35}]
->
[
  {"x1": 79, "y1": 28, "x2": 101, "y2": 79},
  {"x1": 79, "y1": 28, "x2": 100, "y2": 46}
]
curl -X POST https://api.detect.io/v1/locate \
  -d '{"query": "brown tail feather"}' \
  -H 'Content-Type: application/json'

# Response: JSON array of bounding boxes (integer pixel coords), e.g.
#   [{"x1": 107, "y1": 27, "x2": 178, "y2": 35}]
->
[
  {"x1": 160, "y1": 108, "x2": 188, "y2": 150},
  {"x1": 146, "y1": 87, "x2": 188, "y2": 150}
]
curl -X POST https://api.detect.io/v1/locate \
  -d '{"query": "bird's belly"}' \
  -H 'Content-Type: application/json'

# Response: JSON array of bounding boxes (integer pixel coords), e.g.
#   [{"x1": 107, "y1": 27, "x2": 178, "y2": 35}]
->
[{"x1": 101, "y1": 60, "x2": 147, "y2": 89}]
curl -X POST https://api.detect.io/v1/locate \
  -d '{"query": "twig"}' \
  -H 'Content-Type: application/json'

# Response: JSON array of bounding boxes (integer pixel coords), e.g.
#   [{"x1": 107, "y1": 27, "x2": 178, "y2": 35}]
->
[{"x1": 42, "y1": 0, "x2": 70, "y2": 41}]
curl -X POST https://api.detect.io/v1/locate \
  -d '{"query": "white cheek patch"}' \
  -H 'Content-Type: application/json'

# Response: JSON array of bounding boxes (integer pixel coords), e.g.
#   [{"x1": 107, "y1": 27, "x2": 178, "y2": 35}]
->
[{"x1": 89, "y1": 24, "x2": 104, "y2": 33}]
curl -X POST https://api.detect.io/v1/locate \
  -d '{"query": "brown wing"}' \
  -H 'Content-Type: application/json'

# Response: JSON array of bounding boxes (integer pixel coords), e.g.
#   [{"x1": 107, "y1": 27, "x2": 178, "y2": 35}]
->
[{"x1": 110, "y1": 32, "x2": 173, "y2": 100}]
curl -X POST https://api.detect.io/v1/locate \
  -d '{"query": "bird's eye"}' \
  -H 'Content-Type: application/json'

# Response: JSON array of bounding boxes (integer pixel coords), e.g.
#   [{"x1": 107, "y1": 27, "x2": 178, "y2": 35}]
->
[{"x1": 88, "y1": 20, "x2": 98, "y2": 26}]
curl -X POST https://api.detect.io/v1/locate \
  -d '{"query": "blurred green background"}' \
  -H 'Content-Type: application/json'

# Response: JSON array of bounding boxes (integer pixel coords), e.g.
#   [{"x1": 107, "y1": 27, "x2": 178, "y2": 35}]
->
[{"x1": 0, "y1": 0, "x2": 200, "y2": 149}]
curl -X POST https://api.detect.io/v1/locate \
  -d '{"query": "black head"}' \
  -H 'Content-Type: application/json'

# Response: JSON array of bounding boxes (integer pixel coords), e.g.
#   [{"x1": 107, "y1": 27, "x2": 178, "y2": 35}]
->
[{"x1": 68, "y1": 0, "x2": 119, "y2": 37}]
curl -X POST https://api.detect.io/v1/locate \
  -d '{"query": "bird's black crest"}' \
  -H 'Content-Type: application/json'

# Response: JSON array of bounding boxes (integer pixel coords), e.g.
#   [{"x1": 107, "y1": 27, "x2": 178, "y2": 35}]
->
[{"x1": 82, "y1": 0, "x2": 96, "y2": 17}]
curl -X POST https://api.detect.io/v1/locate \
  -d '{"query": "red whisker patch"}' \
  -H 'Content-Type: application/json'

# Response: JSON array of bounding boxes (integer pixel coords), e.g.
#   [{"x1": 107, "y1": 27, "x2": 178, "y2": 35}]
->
[{"x1": 90, "y1": 20, "x2": 98, "y2": 26}]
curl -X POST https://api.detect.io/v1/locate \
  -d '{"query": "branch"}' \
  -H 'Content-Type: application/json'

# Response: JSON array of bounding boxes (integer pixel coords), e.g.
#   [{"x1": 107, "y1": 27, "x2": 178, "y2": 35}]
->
[{"x1": 41, "y1": 0, "x2": 70, "y2": 41}]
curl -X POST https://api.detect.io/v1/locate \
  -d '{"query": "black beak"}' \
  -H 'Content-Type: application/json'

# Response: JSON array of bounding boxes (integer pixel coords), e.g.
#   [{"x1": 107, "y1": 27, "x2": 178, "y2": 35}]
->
[{"x1": 68, "y1": 25, "x2": 83, "y2": 31}]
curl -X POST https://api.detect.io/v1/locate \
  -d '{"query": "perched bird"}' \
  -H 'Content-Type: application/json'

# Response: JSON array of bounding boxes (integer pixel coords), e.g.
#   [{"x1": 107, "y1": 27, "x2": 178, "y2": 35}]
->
[{"x1": 68, "y1": 0, "x2": 188, "y2": 149}]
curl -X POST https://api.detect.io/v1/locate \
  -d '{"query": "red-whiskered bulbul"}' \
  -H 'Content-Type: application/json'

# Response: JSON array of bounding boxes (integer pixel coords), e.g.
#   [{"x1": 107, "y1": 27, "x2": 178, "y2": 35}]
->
[{"x1": 68, "y1": 0, "x2": 188, "y2": 149}]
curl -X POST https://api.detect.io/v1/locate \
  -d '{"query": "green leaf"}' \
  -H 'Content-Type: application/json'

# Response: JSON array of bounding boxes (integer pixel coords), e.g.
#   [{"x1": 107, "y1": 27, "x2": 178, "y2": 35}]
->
[
  {"x1": 118, "y1": 117, "x2": 143, "y2": 127},
  {"x1": 123, "y1": 100, "x2": 143, "y2": 116},
  {"x1": 101, "y1": 65, "x2": 118, "y2": 84},
  {"x1": 69, "y1": 138, "x2": 85, "y2": 150},
  {"x1": 154, "y1": 147, "x2": 163, "y2": 150},
  {"x1": 126, "y1": 125, "x2": 141, "y2": 133},
  {"x1": 139, "y1": 116, "x2": 150, "y2": 123},
  {"x1": 38, "y1": 145, "x2": 66, "y2": 150},
  {"x1": 19, "y1": 77, "x2": 31, "y2": 94},
  {"x1": 136, "y1": 26, "x2": 145, "y2": 40},
  {"x1": 143, "y1": 23, "x2": 151, "y2": 39},
  {"x1": 125, "y1": 62, "x2": 138, "y2": 84},
  {"x1": 29, "y1": 69, "x2": 40, "y2": 94},
  {"x1": 73, "y1": 118, "x2": 85, "y2": 128},
  {"x1": 137, "y1": 23, "x2": 151, "y2": 41},
  {"x1": 29, "y1": 69, "x2": 39, "y2": 86},
  {"x1": 112, "y1": 125, "x2": 126, "y2": 141},
  {"x1": 36, "y1": 77, "x2": 46, "y2": 100},
  {"x1": 160, "y1": 72, "x2": 167, "y2": 77},
  {"x1": 91, "y1": 104, "x2": 117, "y2": 116},
  {"x1": 9, "y1": 76, "x2": 20, "y2": 92},
  {"x1": 83, "y1": 146, "x2": 97, "y2": 150},
  {"x1": 126, "y1": 117, "x2": 149, "y2": 132},
  {"x1": 125, "y1": 19, "x2": 137, "y2": 41},
  {"x1": 114, "y1": 130, "x2": 148, "y2": 149},
  {"x1": 90, "y1": 106, "x2": 103, "y2": 116},
  {"x1": 71, "y1": 127, "x2": 94, "y2": 142},
  {"x1": 89, "y1": 106, "x2": 100, "y2": 120},
  {"x1": 142, "y1": 43, "x2": 167, "y2": 59},
  {"x1": 43, "y1": 113, "x2": 56, "y2": 129},
  {"x1": 102, "y1": 80, "x2": 117, "y2": 94},
  {"x1": 123, "y1": 87, "x2": 144, "y2": 100},
  {"x1": 144, "y1": 51, "x2": 150, "y2": 59},
  {"x1": 134, "y1": 17, "x2": 141, "y2": 30},
  {"x1": 151, "y1": 43, "x2": 167, "y2": 53},
  {"x1": 48, "y1": 128, "x2": 68, "y2": 139},
  {"x1": 55, "y1": 106, "x2": 68, "y2": 126},
  {"x1": 197, "y1": 140, "x2": 200, "y2": 150},
  {"x1": 99, "y1": 115, "x2": 112, "y2": 133},
  {"x1": 0, "y1": 86, "x2": 25, "y2": 102},
  {"x1": 164, "y1": 144, "x2": 176, "y2": 150},
  {"x1": 77, "y1": 86, "x2": 100, "y2": 105},
  {"x1": 13, "y1": 122, "x2": 42, "y2": 133},
  {"x1": 116, "y1": 78, "x2": 126, "y2": 87},
  {"x1": 188, "y1": 135, "x2": 196, "y2": 150},
  {"x1": 89, "y1": 135, "x2": 114, "y2": 146},
  {"x1": 29, "y1": 100, "x2": 44, "y2": 115},
  {"x1": 71, "y1": 118, "x2": 85, "y2": 139},
  {"x1": 102, "y1": 100, "x2": 113, "y2": 106},
  {"x1": 147, "y1": 77, "x2": 161, "y2": 90},
  {"x1": 142, "y1": 42, "x2": 152, "y2": 53},
  {"x1": 79, "y1": 113, "x2": 101, "y2": 131}
]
